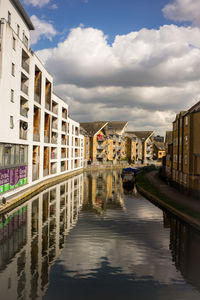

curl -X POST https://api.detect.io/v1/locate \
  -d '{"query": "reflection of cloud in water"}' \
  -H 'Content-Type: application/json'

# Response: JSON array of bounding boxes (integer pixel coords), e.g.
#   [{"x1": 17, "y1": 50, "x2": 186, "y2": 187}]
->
[{"x1": 60, "y1": 213, "x2": 182, "y2": 285}]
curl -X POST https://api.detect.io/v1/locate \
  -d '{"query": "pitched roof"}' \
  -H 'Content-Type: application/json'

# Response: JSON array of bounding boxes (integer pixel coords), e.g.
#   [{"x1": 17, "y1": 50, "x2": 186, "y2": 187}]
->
[
  {"x1": 127, "y1": 131, "x2": 154, "y2": 141},
  {"x1": 11, "y1": 0, "x2": 34, "y2": 30},
  {"x1": 154, "y1": 142, "x2": 165, "y2": 151},
  {"x1": 187, "y1": 100, "x2": 200, "y2": 114},
  {"x1": 106, "y1": 121, "x2": 128, "y2": 133},
  {"x1": 80, "y1": 122, "x2": 108, "y2": 136}
]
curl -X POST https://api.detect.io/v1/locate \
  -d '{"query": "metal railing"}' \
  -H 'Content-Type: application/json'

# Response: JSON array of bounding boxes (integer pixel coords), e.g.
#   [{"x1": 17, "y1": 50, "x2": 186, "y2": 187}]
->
[
  {"x1": 51, "y1": 137, "x2": 57, "y2": 144},
  {"x1": 20, "y1": 108, "x2": 28, "y2": 118},
  {"x1": 20, "y1": 130, "x2": 27, "y2": 140},
  {"x1": 21, "y1": 82, "x2": 28, "y2": 95},
  {"x1": 34, "y1": 93, "x2": 40, "y2": 103},
  {"x1": 22, "y1": 60, "x2": 29, "y2": 73},
  {"x1": 52, "y1": 106, "x2": 58, "y2": 115},
  {"x1": 43, "y1": 168, "x2": 49, "y2": 177},
  {"x1": 33, "y1": 133, "x2": 40, "y2": 142}
]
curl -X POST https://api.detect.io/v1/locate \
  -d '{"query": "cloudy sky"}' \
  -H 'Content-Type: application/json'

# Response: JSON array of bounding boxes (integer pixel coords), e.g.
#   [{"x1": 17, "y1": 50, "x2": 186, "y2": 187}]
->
[{"x1": 23, "y1": 0, "x2": 200, "y2": 135}]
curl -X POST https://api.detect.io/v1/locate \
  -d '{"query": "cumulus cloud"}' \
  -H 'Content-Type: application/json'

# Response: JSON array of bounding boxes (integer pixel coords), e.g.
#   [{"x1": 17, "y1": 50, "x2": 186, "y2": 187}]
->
[
  {"x1": 30, "y1": 15, "x2": 57, "y2": 45},
  {"x1": 163, "y1": 0, "x2": 200, "y2": 27},
  {"x1": 37, "y1": 25, "x2": 200, "y2": 134},
  {"x1": 23, "y1": 0, "x2": 50, "y2": 8}
]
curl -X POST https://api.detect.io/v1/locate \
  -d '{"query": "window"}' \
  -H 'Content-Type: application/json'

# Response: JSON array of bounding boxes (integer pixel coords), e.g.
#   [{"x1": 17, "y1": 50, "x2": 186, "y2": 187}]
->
[
  {"x1": 17, "y1": 24, "x2": 20, "y2": 36},
  {"x1": 185, "y1": 135, "x2": 188, "y2": 145},
  {"x1": 11, "y1": 63, "x2": 15, "y2": 76},
  {"x1": 13, "y1": 36, "x2": 16, "y2": 50},
  {"x1": 184, "y1": 174, "x2": 187, "y2": 184},
  {"x1": 8, "y1": 11, "x2": 11, "y2": 25},
  {"x1": 10, "y1": 116, "x2": 14, "y2": 129},
  {"x1": 185, "y1": 154, "x2": 187, "y2": 165},
  {"x1": 185, "y1": 116, "x2": 188, "y2": 126},
  {"x1": 11, "y1": 89, "x2": 14, "y2": 102}
]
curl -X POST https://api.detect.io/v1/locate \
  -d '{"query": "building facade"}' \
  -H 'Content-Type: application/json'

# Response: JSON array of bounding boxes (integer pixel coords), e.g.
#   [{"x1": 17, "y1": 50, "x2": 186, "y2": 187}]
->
[
  {"x1": 126, "y1": 131, "x2": 154, "y2": 163},
  {"x1": 80, "y1": 121, "x2": 127, "y2": 165},
  {"x1": 0, "y1": 0, "x2": 84, "y2": 198},
  {"x1": 164, "y1": 101, "x2": 200, "y2": 196}
]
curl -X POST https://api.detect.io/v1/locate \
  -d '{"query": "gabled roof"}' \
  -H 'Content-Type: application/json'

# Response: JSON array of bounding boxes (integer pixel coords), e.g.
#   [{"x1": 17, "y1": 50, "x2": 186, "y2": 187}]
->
[
  {"x1": 80, "y1": 122, "x2": 108, "y2": 136},
  {"x1": 127, "y1": 131, "x2": 154, "y2": 141},
  {"x1": 187, "y1": 100, "x2": 200, "y2": 114},
  {"x1": 154, "y1": 142, "x2": 165, "y2": 151},
  {"x1": 11, "y1": 0, "x2": 34, "y2": 30},
  {"x1": 106, "y1": 121, "x2": 128, "y2": 134}
]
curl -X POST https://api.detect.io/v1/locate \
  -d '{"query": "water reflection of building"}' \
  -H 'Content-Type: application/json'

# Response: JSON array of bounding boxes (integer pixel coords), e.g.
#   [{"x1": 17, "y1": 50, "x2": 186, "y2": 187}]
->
[
  {"x1": 83, "y1": 171, "x2": 125, "y2": 214},
  {"x1": 164, "y1": 212, "x2": 200, "y2": 292},
  {"x1": 0, "y1": 174, "x2": 83, "y2": 300}
]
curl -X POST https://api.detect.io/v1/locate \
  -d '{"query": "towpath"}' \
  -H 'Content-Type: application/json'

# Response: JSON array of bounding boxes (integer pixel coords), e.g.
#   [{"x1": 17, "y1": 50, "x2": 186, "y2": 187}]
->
[{"x1": 145, "y1": 170, "x2": 200, "y2": 214}]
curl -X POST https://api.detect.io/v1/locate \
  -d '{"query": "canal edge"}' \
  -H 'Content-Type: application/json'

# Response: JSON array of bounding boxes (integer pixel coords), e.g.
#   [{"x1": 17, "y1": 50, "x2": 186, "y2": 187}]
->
[{"x1": 136, "y1": 184, "x2": 200, "y2": 231}]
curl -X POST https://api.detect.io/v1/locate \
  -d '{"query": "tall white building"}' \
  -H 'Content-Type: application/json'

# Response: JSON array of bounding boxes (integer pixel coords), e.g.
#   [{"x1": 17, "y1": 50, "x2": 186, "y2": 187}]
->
[{"x1": 0, "y1": 0, "x2": 84, "y2": 198}]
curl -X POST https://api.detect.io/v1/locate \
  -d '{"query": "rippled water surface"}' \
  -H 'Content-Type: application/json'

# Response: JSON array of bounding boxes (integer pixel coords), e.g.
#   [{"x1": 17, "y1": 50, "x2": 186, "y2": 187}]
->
[{"x1": 1, "y1": 170, "x2": 200, "y2": 300}]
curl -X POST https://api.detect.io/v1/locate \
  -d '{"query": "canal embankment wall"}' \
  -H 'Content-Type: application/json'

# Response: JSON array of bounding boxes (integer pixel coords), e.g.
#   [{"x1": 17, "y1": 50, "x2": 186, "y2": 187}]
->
[
  {"x1": 136, "y1": 170, "x2": 200, "y2": 231},
  {"x1": 0, "y1": 163, "x2": 130, "y2": 214}
]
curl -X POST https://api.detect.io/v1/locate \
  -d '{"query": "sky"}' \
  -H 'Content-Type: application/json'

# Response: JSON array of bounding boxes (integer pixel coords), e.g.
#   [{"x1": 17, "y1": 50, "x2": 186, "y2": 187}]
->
[{"x1": 22, "y1": 0, "x2": 200, "y2": 135}]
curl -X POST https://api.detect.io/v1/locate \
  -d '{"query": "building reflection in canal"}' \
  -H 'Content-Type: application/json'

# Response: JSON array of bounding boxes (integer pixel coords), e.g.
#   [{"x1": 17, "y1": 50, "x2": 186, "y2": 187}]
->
[
  {"x1": 163, "y1": 212, "x2": 200, "y2": 293},
  {"x1": 0, "y1": 174, "x2": 83, "y2": 300},
  {"x1": 83, "y1": 170, "x2": 125, "y2": 214},
  {"x1": 1, "y1": 171, "x2": 200, "y2": 299}
]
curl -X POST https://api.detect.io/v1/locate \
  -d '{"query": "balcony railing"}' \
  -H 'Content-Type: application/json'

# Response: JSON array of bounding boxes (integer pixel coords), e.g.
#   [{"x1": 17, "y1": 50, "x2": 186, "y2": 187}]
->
[
  {"x1": 34, "y1": 93, "x2": 40, "y2": 103},
  {"x1": 51, "y1": 152, "x2": 57, "y2": 159},
  {"x1": 51, "y1": 137, "x2": 57, "y2": 144},
  {"x1": 20, "y1": 107, "x2": 28, "y2": 118},
  {"x1": 32, "y1": 165, "x2": 39, "y2": 181},
  {"x1": 21, "y1": 82, "x2": 28, "y2": 95},
  {"x1": 33, "y1": 133, "x2": 40, "y2": 142},
  {"x1": 61, "y1": 165, "x2": 66, "y2": 172},
  {"x1": 22, "y1": 60, "x2": 29, "y2": 73},
  {"x1": 44, "y1": 133, "x2": 50, "y2": 143},
  {"x1": 52, "y1": 123, "x2": 58, "y2": 130},
  {"x1": 43, "y1": 168, "x2": 49, "y2": 177},
  {"x1": 61, "y1": 139, "x2": 66, "y2": 145},
  {"x1": 52, "y1": 106, "x2": 58, "y2": 115},
  {"x1": 20, "y1": 130, "x2": 27, "y2": 140},
  {"x1": 61, "y1": 153, "x2": 66, "y2": 159}
]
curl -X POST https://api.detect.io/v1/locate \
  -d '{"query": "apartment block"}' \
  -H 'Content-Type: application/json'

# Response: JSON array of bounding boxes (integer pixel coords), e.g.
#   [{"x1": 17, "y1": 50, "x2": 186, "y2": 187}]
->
[
  {"x1": 80, "y1": 121, "x2": 127, "y2": 165},
  {"x1": 126, "y1": 131, "x2": 154, "y2": 162},
  {"x1": 165, "y1": 101, "x2": 200, "y2": 196},
  {"x1": 0, "y1": 0, "x2": 84, "y2": 198}
]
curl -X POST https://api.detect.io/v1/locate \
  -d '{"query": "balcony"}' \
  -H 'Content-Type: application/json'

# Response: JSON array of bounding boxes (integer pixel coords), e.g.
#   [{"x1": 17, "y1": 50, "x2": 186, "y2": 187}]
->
[
  {"x1": 44, "y1": 130, "x2": 50, "y2": 143},
  {"x1": 32, "y1": 165, "x2": 39, "y2": 181},
  {"x1": 22, "y1": 60, "x2": 29, "y2": 73},
  {"x1": 52, "y1": 101, "x2": 58, "y2": 115},
  {"x1": 21, "y1": 82, "x2": 28, "y2": 95},
  {"x1": 19, "y1": 121, "x2": 28, "y2": 140},
  {"x1": 33, "y1": 133, "x2": 40, "y2": 142},
  {"x1": 62, "y1": 108, "x2": 67, "y2": 119},
  {"x1": 22, "y1": 49, "x2": 30, "y2": 73}
]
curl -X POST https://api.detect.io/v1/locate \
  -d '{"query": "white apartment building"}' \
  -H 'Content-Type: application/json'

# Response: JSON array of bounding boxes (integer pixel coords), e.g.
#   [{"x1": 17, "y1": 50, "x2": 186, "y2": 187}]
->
[{"x1": 0, "y1": 0, "x2": 84, "y2": 198}]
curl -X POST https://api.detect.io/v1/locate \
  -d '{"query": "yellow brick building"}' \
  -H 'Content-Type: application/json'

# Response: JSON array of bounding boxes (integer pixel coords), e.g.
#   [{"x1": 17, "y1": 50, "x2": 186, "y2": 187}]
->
[{"x1": 166, "y1": 101, "x2": 200, "y2": 196}]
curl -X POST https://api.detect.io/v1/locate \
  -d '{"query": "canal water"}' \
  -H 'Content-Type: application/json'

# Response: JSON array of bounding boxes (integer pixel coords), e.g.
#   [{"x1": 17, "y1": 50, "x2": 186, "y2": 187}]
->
[{"x1": 0, "y1": 170, "x2": 200, "y2": 300}]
